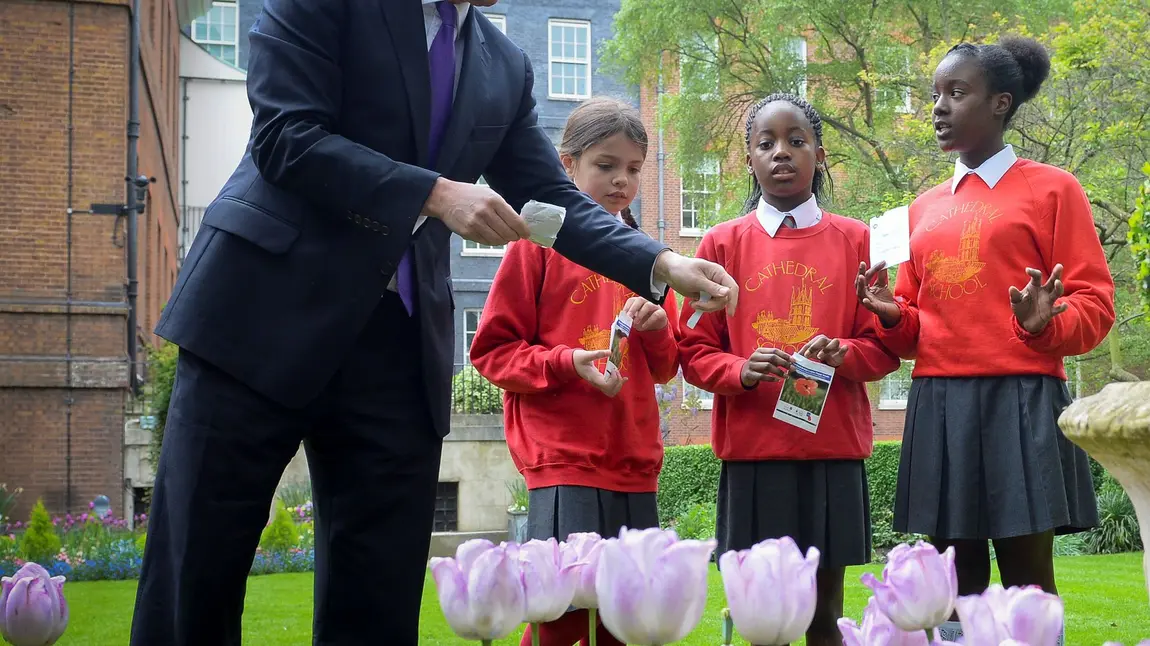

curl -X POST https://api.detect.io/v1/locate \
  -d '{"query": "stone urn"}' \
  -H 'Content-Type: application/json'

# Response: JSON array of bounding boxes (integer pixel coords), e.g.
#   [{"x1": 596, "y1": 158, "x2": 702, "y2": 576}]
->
[{"x1": 1058, "y1": 382, "x2": 1150, "y2": 606}]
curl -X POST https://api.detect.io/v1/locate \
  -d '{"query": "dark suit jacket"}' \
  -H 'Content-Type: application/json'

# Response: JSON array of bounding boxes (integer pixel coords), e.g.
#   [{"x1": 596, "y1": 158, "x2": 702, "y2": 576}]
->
[{"x1": 156, "y1": 0, "x2": 669, "y2": 436}]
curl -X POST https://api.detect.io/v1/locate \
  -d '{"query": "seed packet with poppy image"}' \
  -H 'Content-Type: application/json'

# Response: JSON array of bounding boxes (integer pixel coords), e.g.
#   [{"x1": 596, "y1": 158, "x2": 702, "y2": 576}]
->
[{"x1": 773, "y1": 354, "x2": 835, "y2": 434}]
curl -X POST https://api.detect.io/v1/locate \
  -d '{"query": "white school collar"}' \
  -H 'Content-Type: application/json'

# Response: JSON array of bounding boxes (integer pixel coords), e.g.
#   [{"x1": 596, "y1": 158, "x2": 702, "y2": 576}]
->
[
  {"x1": 951, "y1": 144, "x2": 1018, "y2": 194},
  {"x1": 756, "y1": 194, "x2": 821, "y2": 237}
]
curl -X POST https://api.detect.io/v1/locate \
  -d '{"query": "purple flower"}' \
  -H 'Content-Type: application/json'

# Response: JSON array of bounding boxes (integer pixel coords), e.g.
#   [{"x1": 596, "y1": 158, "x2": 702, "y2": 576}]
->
[
  {"x1": 595, "y1": 527, "x2": 716, "y2": 646},
  {"x1": 720, "y1": 536, "x2": 819, "y2": 645},
  {"x1": 839, "y1": 597, "x2": 930, "y2": 646},
  {"x1": 0, "y1": 563, "x2": 69, "y2": 646},
  {"x1": 954, "y1": 585, "x2": 1062, "y2": 646},
  {"x1": 428, "y1": 539, "x2": 526, "y2": 641},
  {"x1": 562, "y1": 532, "x2": 605, "y2": 609},
  {"x1": 518, "y1": 538, "x2": 579, "y2": 623},
  {"x1": 862, "y1": 541, "x2": 957, "y2": 631}
]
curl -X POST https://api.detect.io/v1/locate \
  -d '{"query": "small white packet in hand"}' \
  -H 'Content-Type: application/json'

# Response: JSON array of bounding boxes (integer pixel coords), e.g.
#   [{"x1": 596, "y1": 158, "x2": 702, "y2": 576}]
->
[
  {"x1": 686, "y1": 292, "x2": 711, "y2": 329},
  {"x1": 520, "y1": 200, "x2": 566, "y2": 248}
]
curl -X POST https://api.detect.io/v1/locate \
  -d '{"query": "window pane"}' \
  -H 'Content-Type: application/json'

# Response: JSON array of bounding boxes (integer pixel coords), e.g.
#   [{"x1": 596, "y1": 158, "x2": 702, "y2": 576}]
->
[
  {"x1": 576, "y1": 76, "x2": 587, "y2": 97},
  {"x1": 550, "y1": 68, "x2": 563, "y2": 94}
]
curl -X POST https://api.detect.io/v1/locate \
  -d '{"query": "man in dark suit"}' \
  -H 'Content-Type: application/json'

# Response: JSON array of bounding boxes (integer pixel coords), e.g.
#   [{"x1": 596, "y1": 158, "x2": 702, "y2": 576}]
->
[{"x1": 129, "y1": 1, "x2": 737, "y2": 644}]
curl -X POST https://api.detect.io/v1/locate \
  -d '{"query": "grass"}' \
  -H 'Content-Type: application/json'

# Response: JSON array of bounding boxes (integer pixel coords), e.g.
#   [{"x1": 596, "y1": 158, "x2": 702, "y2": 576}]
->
[{"x1": 53, "y1": 553, "x2": 1149, "y2": 645}]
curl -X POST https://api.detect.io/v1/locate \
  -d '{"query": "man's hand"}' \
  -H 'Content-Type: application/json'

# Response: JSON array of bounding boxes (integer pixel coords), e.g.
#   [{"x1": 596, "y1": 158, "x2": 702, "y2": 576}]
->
[
  {"x1": 1009, "y1": 264, "x2": 1069, "y2": 336},
  {"x1": 740, "y1": 348, "x2": 793, "y2": 388},
  {"x1": 622, "y1": 297, "x2": 668, "y2": 332},
  {"x1": 572, "y1": 349, "x2": 626, "y2": 397},
  {"x1": 798, "y1": 335, "x2": 849, "y2": 368},
  {"x1": 423, "y1": 178, "x2": 531, "y2": 246},
  {"x1": 653, "y1": 251, "x2": 738, "y2": 316}
]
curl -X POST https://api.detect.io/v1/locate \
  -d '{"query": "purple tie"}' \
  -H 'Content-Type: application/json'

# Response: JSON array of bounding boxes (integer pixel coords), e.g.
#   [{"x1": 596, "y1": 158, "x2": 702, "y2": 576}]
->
[{"x1": 397, "y1": 1, "x2": 457, "y2": 315}]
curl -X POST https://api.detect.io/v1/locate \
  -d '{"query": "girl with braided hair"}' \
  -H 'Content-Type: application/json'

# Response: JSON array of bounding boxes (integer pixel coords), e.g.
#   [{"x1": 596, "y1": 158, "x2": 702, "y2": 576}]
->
[
  {"x1": 679, "y1": 93, "x2": 899, "y2": 645},
  {"x1": 470, "y1": 97, "x2": 679, "y2": 646},
  {"x1": 857, "y1": 36, "x2": 1115, "y2": 642}
]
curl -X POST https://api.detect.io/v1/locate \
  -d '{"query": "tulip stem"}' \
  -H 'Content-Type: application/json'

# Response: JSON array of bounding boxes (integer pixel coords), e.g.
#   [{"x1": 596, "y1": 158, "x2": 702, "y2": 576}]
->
[
  {"x1": 532, "y1": 623, "x2": 541, "y2": 646},
  {"x1": 588, "y1": 608, "x2": 597, "y2": 646},
  {"x1": 720, "y1": 607, "x2": 733, "y2": 646}
]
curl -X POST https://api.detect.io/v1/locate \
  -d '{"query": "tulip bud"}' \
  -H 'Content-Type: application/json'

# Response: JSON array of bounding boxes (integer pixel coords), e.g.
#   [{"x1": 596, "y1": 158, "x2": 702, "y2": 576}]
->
[
  {"x1": 838, "y1": 597, "x2": 930, "y2": 646},
  {"x1": 954, "y1": 584, "x2": 1062, "y2": 646},
  {"x1": 518, "y1": 538, "x2": 579, "y2": 624},
  {"x1": 862, "y1": 541, "x2": 957, "y2": 632},
  {"x1": 0, "y1": 563, "x2": 68, "y2": 646},
  {"x1": 428, "y1": 539, "x2": 527, "y2": 642},
  {"x1": 595, "y1": 527, "x2": 716, "y2": 646},
  {"x1": 719, "y1": 536, "x2": 819, "y2": 646},
  {"x1": 561, "y1": 533, "x2": 604, "y2": 609}
]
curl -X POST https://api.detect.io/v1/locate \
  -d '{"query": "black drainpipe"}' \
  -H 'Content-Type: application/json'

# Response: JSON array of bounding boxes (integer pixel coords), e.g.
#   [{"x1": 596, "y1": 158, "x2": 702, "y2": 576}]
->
[
  {"x1": 179, "y1": 77, "x2": 189, "y2": 263},
  {"x1": 64, "y1": 0, "x2": 77, "y2": 513},
  {"x1": 125, "y1": 0, "x2": 143, "y2": 395}
]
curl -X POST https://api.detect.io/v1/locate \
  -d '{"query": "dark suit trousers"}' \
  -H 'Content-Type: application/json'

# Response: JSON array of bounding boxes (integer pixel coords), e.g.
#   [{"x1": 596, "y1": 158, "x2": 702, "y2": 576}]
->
[{"x1": 130, "y1": 293, "x2": 442, "y2": 646}]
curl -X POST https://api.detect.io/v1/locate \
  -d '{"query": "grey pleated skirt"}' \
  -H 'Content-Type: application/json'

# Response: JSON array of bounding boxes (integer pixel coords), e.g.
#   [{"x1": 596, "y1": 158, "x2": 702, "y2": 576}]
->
[
  {"x1": 893, "y1": 375, "x2": 1099, "y2": 540},
  {"x1": 715, "y1": 460, "x2": 872, "y2": 569},
  {"x1": 526, "y1": 485, "x2": 660, "y2": 542}
]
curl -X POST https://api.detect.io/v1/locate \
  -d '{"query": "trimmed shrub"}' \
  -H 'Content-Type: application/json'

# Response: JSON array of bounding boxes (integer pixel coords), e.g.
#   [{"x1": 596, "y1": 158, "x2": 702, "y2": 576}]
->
[
  {"x1": 260, "y1": 505, "x2": 298, "y2": 556},
  {"x1": 657, "y1": 445, "x2": 721, "y2": 527},
  {"x1": 20, "y1": 499, "x2": 62, "y2": 564}
]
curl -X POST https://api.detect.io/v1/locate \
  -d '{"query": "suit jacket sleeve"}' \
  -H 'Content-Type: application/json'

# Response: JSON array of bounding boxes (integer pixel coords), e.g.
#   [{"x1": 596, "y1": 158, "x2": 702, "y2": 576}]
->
[
  {"x1": 245, "y1": 0, "x2": 438, "y2": 234},
  {"x1": 480, "y1": 52, "x2": 671, "y2": 304}
]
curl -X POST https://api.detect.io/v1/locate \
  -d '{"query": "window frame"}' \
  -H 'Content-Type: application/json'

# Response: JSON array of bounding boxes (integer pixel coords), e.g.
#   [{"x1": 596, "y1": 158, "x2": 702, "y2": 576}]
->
[
  {"x1": 463, "y1": 308, "x2": 484, "y2": 357},
  {"x1": 681, "y1": 376, "x2": 714, "y2": 411},
  {"x1": 190, "y1": 1, "x2": 239, "y2": 66},
  {"x1": 547, "y1": 18, "x2": 592, "y2": 101},
  {"x1": 680, "y1": 158, "x2": 721, "y2": 237},
  {"x1": 878, "y1": 360, "x2": 913, "y2": 411},
  {"x1": 486, "y1": 13, "x2": 507, "y2": 34}
]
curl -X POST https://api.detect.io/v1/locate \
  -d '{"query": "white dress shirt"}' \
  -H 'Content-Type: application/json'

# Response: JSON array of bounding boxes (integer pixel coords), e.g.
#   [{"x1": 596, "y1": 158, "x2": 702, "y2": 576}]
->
[
  {"x1": 756, "y1": 194, "x2": 822, "y2": 237},
  {"x1": 951, "y1": 144, "x2": 1018, "y2": 193}
]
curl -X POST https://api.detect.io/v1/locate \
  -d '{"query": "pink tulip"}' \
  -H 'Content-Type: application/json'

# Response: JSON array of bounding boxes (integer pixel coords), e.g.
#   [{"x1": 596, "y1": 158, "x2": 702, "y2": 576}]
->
[
  {"x1": 595, "y1": 527, "x2": 716, "y2": 646},
  {"x1": 0, "y1": 563, "x2": 68, "y2": 646},
  {"x1": 429, "y1": 539, "x2": 527, "y2": 641},
  {"x1": 862, "y1": 541, "x2": 957, "y2": 632},
  {"x1": 562, "y1": 532, "x2": 605, "y2": 609},
  {"x1": 954, "y1": 585, "x2": 1062, "y2": 646},
  {"x1": 719, "y1": 536, "x2": 819, "y2": 645},
  {"x1": 518, "y1": 538, "x2": 579, "y2": 623},
  {"x1": 839, "y1": 596, "x2": 932, "y2": 646}
]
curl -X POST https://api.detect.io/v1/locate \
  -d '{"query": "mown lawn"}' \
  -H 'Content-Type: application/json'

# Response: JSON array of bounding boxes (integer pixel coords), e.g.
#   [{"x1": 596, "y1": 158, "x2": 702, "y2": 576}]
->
[{"x1": 55, "y1": 553, "x2": 1149, "y2": 645}]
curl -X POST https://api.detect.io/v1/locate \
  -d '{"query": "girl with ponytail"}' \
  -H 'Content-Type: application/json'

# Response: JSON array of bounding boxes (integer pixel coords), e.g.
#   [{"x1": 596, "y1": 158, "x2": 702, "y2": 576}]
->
[
  {"x1": 470, "y1": 97, "x2": 679, "y2": 646},
  {"x1": 857, "y1": 36, "x2": 1116, "y2": 642}
]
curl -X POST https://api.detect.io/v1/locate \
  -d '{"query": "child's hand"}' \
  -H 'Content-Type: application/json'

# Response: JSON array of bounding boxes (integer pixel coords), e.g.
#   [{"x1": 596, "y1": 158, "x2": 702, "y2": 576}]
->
[
  {"x1": 572, "y1": 349, "x2": 626, "y2": 397},
  {"x1": 1009, "y1": 264, "x2": 1068, "y2": 335},
  {"x1": 799, "y1": 335, "x2": 849, "y2": 367},
  {"x1": 740, "y1": 348, "x2": 793, "y2": 388},
  {"x1": 623, "y1": 297, "x2": 668, "y2": 332},
  {"x1": 856, "y1": 261, "x2": 901, "y2": 328}
]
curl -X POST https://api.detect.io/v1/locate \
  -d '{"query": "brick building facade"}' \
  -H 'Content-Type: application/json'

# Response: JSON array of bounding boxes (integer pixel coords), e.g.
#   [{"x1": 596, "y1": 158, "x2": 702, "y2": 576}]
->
[
  {"x1": 632, "y1": 53, "x2": 911, "y2": 447},
  {"x1": 0, "y1": 0, "x2": 190, "y2": 519}
]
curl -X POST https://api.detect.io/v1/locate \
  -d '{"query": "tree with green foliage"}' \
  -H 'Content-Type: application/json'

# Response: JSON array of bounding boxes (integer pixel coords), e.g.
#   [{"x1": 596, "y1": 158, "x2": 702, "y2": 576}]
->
[
  {"x1": 20, "y1": 499, "x2": 62, "y2": 564},
  {"x1": 603, "y1": 0, "x2": 1071, "y2": 223},
  {"x1": 145, "y1": 340, "x2": 180, "y2": 469}
]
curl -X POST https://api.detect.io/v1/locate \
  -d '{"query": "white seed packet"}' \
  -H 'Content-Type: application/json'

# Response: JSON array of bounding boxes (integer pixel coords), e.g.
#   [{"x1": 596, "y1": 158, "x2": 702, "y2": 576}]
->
[
  {"x1": 686, "y1": 292, "x2": 711, "y2": 329},
  {"x1": 520, "y1": 200, "x2": 566, "y2": 248},
  {"x1": 869, "y1": 205, "x2": 911, "y2": 268},
  {"x1": 604, "y1": 311, "x2": 633, "y2": 378},
  {"x1": 772, "y1": 354, "x2": 835, "y2": 434}
]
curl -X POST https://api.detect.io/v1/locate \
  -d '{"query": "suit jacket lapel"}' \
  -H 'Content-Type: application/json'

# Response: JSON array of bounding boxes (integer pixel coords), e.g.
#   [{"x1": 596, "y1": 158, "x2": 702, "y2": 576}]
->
[
  {"x1": 379, "y1": 1, "x2": 432, "y2": 167},
  {"x1": 434, "y1": 13, "x2": 489, "y2": 174}
]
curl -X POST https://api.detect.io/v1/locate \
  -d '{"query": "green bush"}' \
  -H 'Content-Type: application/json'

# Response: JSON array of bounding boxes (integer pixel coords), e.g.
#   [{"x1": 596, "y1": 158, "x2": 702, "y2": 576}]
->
[
  {"x1": 260, "y1": 505, "x2": 298, "y2": 555},
  {"x1": 0, "y1": 534, "x2": 19, "y2": 561},
  {"x1": 452, "y1": 365, "x2": 503, "y2": 414},
  {"x1": 135, "y1": 532, "x2": 148, "y2": 555},
  {"x1": 657, "y1": 445, "x2": 722, "y2": 527},
  {"x1": 146, "y1": 340, "x2": 180, "y2": 469},
  {"x1": 672, "y1": 502, "x2": 717, "y2": 541},
  {"x1": 20, "y1": 499, "x2": 62, "y2": 564},
  {"x1": 1083, "y1": 474, "x2": 1143, "y2": 555}
]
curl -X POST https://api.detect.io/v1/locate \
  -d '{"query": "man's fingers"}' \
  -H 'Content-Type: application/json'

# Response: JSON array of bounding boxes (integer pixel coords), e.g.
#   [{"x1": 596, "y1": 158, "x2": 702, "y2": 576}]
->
[
  {"x1": 1008, "y1": 286, "x2": 1025, "y2": 304},
  {"x1": 490, "y1": 196, "x2": 531, "y2": 240},
  {"x1": 1044, "y1": 264, "x2": 1064, "y2": 290},
  {"x1": 469, "y1": 220, "x2": 503, "y2": 247}
]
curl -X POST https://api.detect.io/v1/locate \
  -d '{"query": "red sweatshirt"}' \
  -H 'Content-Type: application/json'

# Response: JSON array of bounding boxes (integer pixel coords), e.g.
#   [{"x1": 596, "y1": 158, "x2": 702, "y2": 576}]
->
[
  {"x1": 469, "y1": 240, "x2": 679, "y2": 493},
  {"x1": 679, "y1": 212, "x2": 900, "y2": 462},
  {"x1": 877, "y1": 159, "x2": 1116, "y2": 378}
]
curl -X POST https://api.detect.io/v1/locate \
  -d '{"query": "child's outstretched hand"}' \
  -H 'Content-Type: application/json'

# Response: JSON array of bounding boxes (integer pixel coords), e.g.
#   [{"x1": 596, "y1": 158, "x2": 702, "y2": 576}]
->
[
  {"x1": 740, "y1": 348, "x2": 793, "y2": 388},
  {"x1": 799, "y1": 335, "x2": 849, "y2": 367},
  {"x1": 1009, "y1": 264, "x2": 1068, "y2": 335},
  {"x1": 572, "y1": 349, "x2": 626, "y2": 397},
  {"x1": 856, "y1": 261, "x2": 901, "y2": 328},
  {"x1": 622, "y1": 296, "x2": 668, "y2": 332}
]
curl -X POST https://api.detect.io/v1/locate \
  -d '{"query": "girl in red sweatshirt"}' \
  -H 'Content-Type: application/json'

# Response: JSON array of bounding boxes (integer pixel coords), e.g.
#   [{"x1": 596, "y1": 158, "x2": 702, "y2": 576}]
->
[
  {"x1": 469, "y1": 97, "x2": 679, "y2": 646},
  {"x1": 857, "y1": 36, "x2": 1115, "y2": 632},
  {"x1": 679, "y1": 93, "x2": 899, "y2": 646}
]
